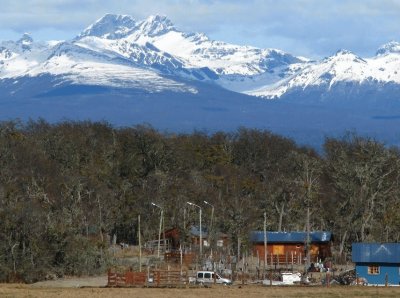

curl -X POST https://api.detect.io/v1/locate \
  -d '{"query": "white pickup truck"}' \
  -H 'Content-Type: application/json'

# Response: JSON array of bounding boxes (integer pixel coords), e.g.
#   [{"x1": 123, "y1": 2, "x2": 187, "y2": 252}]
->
[{"x1": 190, "y1": 271, "x2": 232, "y2": 285}]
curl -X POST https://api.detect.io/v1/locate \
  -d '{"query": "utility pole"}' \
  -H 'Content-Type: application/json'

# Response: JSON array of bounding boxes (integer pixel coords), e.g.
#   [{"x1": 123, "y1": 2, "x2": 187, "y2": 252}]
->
[
  {"x1": 138, "y1": 214, "x2": 142, "y2": 271},
  {"x1": 183, "y1": 207, "x2": 186, "y2": 252},
  {"x1": 263, "y1": 211, "x2": 267, "y2": 279},
  {"x1": 304, "y1": 206, "x2": 311, "y2": 275},
  {"x1": 187, "y1": 202, "x2": 202, "y2": 261},
  {"x1": 163, "y1": 213, "x2": 166, "y2": 253},
  {"x1": 152, "y1": 202, "x2": 164, "y2": 259}
]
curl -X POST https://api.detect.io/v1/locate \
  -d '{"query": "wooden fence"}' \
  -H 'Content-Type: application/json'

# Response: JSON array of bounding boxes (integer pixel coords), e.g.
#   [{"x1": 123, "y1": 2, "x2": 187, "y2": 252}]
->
[
  {"x1": 107, "y1": 269, "x2": 146, "y2": 287},
  {"x1": 153, "y1": 270, "x2": 189, "y2": 287},
  {"x1": 107, "y1": 268, "x2": 189, "y2": 287}
]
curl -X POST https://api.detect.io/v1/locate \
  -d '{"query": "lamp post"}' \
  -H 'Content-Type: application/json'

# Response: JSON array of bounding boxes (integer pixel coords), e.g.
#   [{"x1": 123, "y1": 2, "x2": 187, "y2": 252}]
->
[
  {"x1": 203, "y1": 200, "x2": 214, "y2": 248},
  {"x1": 151, "y1": 202, "x2": 164, "y2": 258},
  {"x1": 203, "y1": 200, "x2": 214, "y2": 233},
  {"x1": 187, "y1": 201, "x2": 202, "y2": 258}
]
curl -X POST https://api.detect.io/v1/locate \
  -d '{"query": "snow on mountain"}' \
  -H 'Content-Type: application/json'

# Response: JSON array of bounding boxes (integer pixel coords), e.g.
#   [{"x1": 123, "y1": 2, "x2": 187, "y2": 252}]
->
[
  {"x1": 74, "y1": 35, "x2": 216, "y2": 81},
  {"x1": 0, "y1": 15, "x2": 227, "y2": 97},
  {"x1": 79, "y1": 14, "x2": 138, "y2": 39},
  {"x1": 72, "y1": 14, "x2": 309, "y2": 93},
  {"x1": 76, "y1": 14, "x2": 306, "y2": 83},
  {"x1": 0, "y1": 33, "x2": 49, "y2": 55},
  {"x1": 0, "y1": 34, "x2": 51, "y2": 79},
  {"x1": 137, "y1": 15, "x2": 176, "y2": 37},
  {"x1": 79, "y1": 14, "x2": 176, "y2": 40},
  {"x1": 1, "y1": 40, "x2": 197, "y2": 93},
  {"x1": 125, "y1": 15, "x2": 305, "y2": 77},
  {"x1": 2, "y1": 14, "x2": 400, "y2": 149},
  {"x1": 1, "y1": 13, "x2": 400, "y2": 103},
  {"x1": 249, "y1": 47, "x2": 400, "y2": 100},
  {"x1": 0, "y1": 27, "x2": 205, "y2": 93},
  {"x1": 376, "y1": 41, "x2": 400, "y2": 56},
  {"x1": 17, "y1": 33, "x2": 34, "y2": 51},
  {"x1": 0, "y1": 47, "x2": 15, "y2": 60}
]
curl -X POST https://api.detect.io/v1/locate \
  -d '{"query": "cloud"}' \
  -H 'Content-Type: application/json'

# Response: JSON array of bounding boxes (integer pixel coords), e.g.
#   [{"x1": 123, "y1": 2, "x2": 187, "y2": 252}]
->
[{"x1": 0, "y1": 0, "x2": 399, "y2": 57}]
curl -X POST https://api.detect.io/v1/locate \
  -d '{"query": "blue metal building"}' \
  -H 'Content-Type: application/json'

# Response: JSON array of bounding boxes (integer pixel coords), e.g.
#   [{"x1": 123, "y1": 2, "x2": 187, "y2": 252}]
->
[{"x1": 352, "y1": 243, "x2": 400, "y2": 286}]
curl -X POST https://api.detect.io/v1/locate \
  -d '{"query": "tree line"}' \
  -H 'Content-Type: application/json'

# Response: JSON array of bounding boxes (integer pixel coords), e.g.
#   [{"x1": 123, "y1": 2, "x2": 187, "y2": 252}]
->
[{"x1": 1, "y1": 120, "x2": 399, "y2": 282}]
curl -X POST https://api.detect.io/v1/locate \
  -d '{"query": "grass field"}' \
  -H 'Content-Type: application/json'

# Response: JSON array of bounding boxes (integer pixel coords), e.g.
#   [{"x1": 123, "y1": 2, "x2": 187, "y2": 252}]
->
[{"x1": 1, "y1": 284, "x2": 400, "y2": 298}]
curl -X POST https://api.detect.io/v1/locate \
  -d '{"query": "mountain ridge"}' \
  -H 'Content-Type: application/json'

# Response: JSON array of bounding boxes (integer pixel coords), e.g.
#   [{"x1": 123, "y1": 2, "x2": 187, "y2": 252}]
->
[
  {"x1": 1, "y1": 14, "x2": 400, "y2": 148},
  {"x1": 2, "y1": 13, "x2": 399, "y2": 100}
]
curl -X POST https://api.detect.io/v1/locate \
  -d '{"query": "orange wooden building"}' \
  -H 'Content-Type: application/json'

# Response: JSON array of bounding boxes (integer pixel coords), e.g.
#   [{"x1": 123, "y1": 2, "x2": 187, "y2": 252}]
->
[{"x1": 251, "y1": 231, "x2": 332, "y2": 265}]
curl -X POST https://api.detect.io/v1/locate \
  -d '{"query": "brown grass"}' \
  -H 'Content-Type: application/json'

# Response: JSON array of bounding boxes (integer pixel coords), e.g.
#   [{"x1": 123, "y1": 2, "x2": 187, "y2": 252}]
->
[{"x1": 1, "y1": 284, "x2": 400, "y2": 298}]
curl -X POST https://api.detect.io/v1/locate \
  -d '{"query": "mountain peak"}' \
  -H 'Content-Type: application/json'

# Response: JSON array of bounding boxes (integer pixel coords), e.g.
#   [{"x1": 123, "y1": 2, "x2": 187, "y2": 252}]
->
[
  {"x1": 79, "y1": 13, "x2": 137, "y2": 39},
  {"x1": 139, "y1": 14, "x2": 176, "y2": 37},
  {"x1": 16, "y1": 33, "x2": 33, "y2": 51},
  {"x1": 376, "y1": 41, "x2": 400, "y2": 56},
  {"x1": 17, "y1": 33, "x2": 33, "y2": 45},
  {"x1": 334, "y1": 49, "x2": 355, "y2": 56},
  {"x1": 329, "y1": 49, "x2": 365, "y2": 63}
]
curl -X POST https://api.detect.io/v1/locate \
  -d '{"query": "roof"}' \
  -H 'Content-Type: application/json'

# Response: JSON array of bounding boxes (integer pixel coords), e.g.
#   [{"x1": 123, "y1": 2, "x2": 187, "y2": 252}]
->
[
  {"x1": 164, "y1": 226, "x2": 228, "y2": 239},
  {"x1": 190, "y1": 226, "x2": 209, "y2": 238},
  {"x1": 352, "y1": 243, "x2": 400, "y2": 264},
  {"x1": 251, "y1": 231, "x2": 332, "y2": 243}
]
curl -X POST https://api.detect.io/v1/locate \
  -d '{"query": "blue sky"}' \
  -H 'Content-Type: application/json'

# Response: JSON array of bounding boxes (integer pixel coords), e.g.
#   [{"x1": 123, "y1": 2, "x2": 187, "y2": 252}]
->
[{"x1": 1, "y1": 0, "x2": 399, "y2": 58}]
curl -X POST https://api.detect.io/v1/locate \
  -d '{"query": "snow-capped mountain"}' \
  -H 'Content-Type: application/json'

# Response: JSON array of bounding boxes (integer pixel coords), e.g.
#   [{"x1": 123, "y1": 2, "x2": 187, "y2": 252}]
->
[
  {"x1": 79, "y1": 14, "x2": 138, "y2": 39},
  {"x1": 2, "y1": 13, "x2": 400, "y2": 100},
  {"x1": 75, "y1": 14, "x2": 307, "y2": 91},
  {"x1": 0, "y1": 35, "x2": 208, "y2": 94},
  {"x1": 0, "y1": 13, "x2": 309, "y2": 95},
  {"x1": 249, "y1": 44, "x2": 400, "y2": 102},
  {"x1": 1, "y1": 14, "x2": 400, "y2": 148},
  {"x1": 376, "y1": 41, "x2": 400, "y2": 56}
]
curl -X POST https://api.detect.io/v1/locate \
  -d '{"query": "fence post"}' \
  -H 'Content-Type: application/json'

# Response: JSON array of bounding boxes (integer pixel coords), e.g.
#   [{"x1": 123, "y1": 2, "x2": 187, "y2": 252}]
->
[
  {"x1": 285, "y1": 252, "x2": 288, "y2": 269},
  {"x1": 186, "y1": 270, "x2": 189, "y2": 288},
  {"x1": 326, "y1": 271, "x2": 330, "y2": 287},
  {"x1": 291, "y1": 252, "x2": 294, "y2": 265}
]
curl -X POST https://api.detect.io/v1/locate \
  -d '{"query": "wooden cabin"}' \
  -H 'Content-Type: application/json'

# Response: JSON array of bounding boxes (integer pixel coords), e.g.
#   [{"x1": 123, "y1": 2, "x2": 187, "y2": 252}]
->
[
  {"x1": 160, "y1": 226, "x2": 229, "y2": 251},
  {"x1": 251, "y1": 231, "x2": 332, "y2": 265}
]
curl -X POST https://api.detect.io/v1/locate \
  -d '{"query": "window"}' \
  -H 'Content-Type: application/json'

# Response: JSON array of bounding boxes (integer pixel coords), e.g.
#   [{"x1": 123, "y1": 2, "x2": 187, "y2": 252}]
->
[
  {"x1": 368, "y1": 265, "x2": 380, "y2": 275},
  {"x1": 204, "y1": 273, "x2": 211, "y2": 278},
  {"x1": 197, "y1": 273, "x2": 203, "y2": 278},
  {"x1": 272, "y1": 245, "x2": 284, "y2": 255}
]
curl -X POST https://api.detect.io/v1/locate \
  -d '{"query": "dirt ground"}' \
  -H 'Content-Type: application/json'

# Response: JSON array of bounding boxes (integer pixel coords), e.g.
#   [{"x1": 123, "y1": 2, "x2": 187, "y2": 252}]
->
[
  {"x1": 2, "y1": 283, "x2": 400, "y2": 298},
  {"x1": 30, "y1": 275, "x2": 108, "y2": 288}
]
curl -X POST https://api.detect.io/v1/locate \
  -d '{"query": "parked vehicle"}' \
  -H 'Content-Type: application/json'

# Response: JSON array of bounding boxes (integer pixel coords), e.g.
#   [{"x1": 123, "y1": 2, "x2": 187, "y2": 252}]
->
[
  {"x1": 194, "y1": 271, "x2": 232, "y2": 285},
  {"x1": 262, "y1": 272, "x2": 306, "y2": 286}
]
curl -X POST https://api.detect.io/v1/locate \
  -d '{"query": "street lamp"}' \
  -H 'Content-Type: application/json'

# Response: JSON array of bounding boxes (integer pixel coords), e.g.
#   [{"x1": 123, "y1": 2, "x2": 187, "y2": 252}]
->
[
  {"x1": 151, "y1": 202, "x2": 164, "y2": 258},
  {"x1": 203, "y1": 200, "x2": 214, "y2": 232},
  {"x1": 187, "y1": 201, "x2": 202, "y2": 258},
  {"x1": 203, "y1": 200, "x2": 214, "y2": 253}
]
